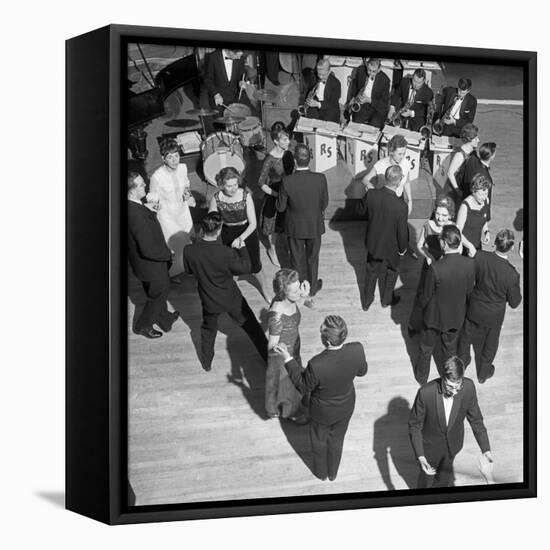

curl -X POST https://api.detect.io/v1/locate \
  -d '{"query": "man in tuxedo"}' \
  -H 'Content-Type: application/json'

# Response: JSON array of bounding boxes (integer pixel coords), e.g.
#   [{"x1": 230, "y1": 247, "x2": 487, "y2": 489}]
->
[
  {"x1": 302, "y1": 58, "x2": 341, "y2": 123},
  {"x1": 409, "y1": 355, "x2": 493, "y2": 488},
  {"x1": 183, "y1": 212, "x2": 268, "y2": 372},
  {"x1": 346, "y1": 57, "x2": 390, "y2": 129},
  {"x1": 361, "y1": 165, "x2": 409, "y2": 311},
  {"x1": 414, "y1": 225, "x2": 475, "y2": 385},
  {"x1": 274, "y1": 315, "x2": 368, "y2": 481},
  {"x1": 127, "y1": 171, "x2": 178, "y2": 339},
  {"x1": 436, "y1": 77, "x2": 477, "y2": 138},
  {"x1": 458, "y1": 229, "x2": 522, "y2": 383},
  {"x1": 277, "y1": 144, "x2": 329, "y2": 298},
  {"x1": 388, "y1": 68, "x2": 434, "y2": 132},
  {"x1": 203, "y1": 48, "x2": 249, "y2": 109}
]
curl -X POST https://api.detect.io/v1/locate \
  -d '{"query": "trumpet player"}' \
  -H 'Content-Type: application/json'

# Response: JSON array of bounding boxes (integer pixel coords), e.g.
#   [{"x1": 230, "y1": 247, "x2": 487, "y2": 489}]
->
[
  {"x1": 435, "y1": 77, "x2": 477, "y2": 138},
  {"x1": 388, "y1": 69, "x2": 434, "y2": 132},
  {"x1": 302, "y1": 58, "x2": 341, "y2": 123},
  {"x1": 346, "y1": 58, "x2": 390, "y2": 129}
]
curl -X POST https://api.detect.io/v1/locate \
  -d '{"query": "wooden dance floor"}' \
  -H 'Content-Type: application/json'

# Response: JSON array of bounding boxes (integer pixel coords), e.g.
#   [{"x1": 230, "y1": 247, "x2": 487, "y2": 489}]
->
[{"x1": 127, "y1": 105, "x2": 524, "y2": 506}]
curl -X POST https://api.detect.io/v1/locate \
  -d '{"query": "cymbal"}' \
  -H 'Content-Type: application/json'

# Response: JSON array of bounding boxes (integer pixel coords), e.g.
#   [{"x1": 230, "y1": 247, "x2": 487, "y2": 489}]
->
[
  {"x1": 214, "y1": 115, "x2": 245, "y2": 123},
  {"x1": 253, "y1": 89, "x2": 278, "y2": 101},
  {"x1": 186, "y1": 108, "x2": 218, "y2": 117},
  {"x1": 164, "y1": 118, "x2": 201, "y2": 128}
]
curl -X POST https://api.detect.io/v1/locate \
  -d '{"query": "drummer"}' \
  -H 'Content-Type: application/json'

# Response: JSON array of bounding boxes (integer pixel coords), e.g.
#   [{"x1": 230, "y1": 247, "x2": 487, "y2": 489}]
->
[{"x1": 204, "y1": 49, "x2": 256, "y2": 113}]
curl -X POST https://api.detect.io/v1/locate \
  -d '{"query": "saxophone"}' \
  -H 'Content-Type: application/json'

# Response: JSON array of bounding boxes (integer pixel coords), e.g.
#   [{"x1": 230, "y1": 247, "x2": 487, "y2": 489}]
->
[
  {"x1": 298, "y1": 81, "x2": 321, "y2": 117},
  {"x1": 432, "y1": 93, "x2": 457, "y2": 136},
  {"x1": 348, "y1": 75, "x2": 374, "y2": 113},
  {"x1": 388, "y1": 92, "x2": 415, "y2": 128}
]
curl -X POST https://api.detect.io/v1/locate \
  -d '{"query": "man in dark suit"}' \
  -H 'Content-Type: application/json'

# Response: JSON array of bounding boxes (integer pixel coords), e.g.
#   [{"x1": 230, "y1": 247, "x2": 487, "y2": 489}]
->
[
  {"x1": 127, "y1": 171, "x2": 178, "y2": 339},
  {"x1": 388, "y1": 69, "x2": 434, "y2": 132},
  {"x1": 436, "y1": 77, "x2": 477, "y2": 138},
  {"x1": 203, "y1": 48, "x2": 248, "y2": 109},
  {"x1": 346, "y1": 58, "x2": 390, "y2": 129},
  {"x1": 458, "y1": 229, "x2": 522, "y2": 383},
  {"x1": 414, "y1": 225, "x2": 475, "y2": 385},
  {"x1": 183, "y1": 212, "x2": 268, "y2": 371},
  {"x1": 361, "y1": 164, "x2": 409, "y2": 311},
  {"x1": 409, "y1": 355, "x2": 493, "y2": 488},
  {"x1": 302, "y1": 58, "x2": 341, "y2": 123},
  {"x1": 274, "y1": 315, "x2": 368, "y2": 481},
  {"x1": 277, "y1": 144, "x2": 329, "y2": 298}
]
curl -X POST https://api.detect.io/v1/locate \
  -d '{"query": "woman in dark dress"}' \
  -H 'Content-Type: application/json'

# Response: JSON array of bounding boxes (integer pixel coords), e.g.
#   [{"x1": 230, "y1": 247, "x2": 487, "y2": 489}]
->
[
  {"x1": 265, "y1": 268, "x2": 309, "y2": 422},
  {"x1": 408, "y1": 196, "x2": 455, "y2": 335},
  {"x1": 258, "y1": 126, "x2": 293, "y2": 267},
  {"x1": 209, "y1": 166, "x2": 270, "y2": 301},
  {"x1": 456, "y1": 173, "x2": 491, "y2": 256}
]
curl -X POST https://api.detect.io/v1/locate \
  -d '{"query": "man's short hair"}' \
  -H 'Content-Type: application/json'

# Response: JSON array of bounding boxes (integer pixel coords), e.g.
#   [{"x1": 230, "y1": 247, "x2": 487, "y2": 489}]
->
[
  {"x1": 457, "y1": 77, "x2": 472, "y2": 91},
  {"x1": 320, "y1": 315, "x2": 348, "y2": 347},
  {"x1": 385, "y1": 165, "x2": 403, "y2": 188},
  {"x1": 316, "y1": 58, "x2": 330, "y2": 71},
  {"x1": 128, "y1": 170, "x2": 141, "y2": 192},
  {"x1": 440, "y1": 224, "x2": 462, "y2": 249},
  {"x1": 413, "y1": 68, "x2": 426, "y2": 80},
  {"x1": 443, "y1": 356, "x2": 465, "y2": 382},
  {"x1": 294, "y1": 143, "x2": 311, "y2": 167},
  {"x1": 478, "y1": 142, "x2": 497, "y2": 162},
  {"x1": 460, "y1": 122, "x2": 479, "y2": 143},
  {"x1": 495, "y1": 229, "x2": 515, "y2": 253},
  {"x1": 388, "y1": 134, "x2": 408, "y2": 152},
  {"x1": 366, "y1": 57, "x2": 381, "y2": 68},
  {"x1": 200, "y1": 211, "x2": 223, "y2": 235}
]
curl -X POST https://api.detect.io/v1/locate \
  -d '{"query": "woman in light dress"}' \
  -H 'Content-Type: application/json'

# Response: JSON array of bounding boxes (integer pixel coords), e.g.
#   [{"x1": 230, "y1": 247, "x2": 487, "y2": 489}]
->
[{"x1": 149, "y1": 138, "x2": 196, "y2": 278}]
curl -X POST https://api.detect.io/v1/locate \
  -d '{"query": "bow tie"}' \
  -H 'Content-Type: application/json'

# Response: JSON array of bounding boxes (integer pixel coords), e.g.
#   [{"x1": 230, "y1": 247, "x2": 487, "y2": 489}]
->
[{"x1": 225, "y1": 57, "x2": 232, "y2": 60}]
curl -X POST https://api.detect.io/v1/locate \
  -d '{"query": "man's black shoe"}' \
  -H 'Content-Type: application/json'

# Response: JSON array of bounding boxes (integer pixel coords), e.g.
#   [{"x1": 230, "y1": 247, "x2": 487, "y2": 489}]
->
[
  {"x1": 135, "y1": 327, "x2": 162, "y2": 339},
  {"x1": 311, "y1": 279, "x2": 323, "y2": 297},
  {"x1": 158, "y1": 310, "x2": 180, "y2": 332},
  {"x1": 382, "y1": 295, "x2": 400, "y2": 308}
]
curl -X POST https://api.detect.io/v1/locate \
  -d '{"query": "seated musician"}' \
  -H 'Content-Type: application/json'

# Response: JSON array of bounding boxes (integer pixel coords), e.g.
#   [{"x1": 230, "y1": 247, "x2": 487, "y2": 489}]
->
[
  {"x1": 436, "y1": 77, "x2": 477, "y2": 138},
  {"x1": 302, "y1": 58, "x2": 341, "y2": 123},
  {"x1": 388, "y1": 69, "x2": 434, "y2": 132},
  {"x1": 203, "y1": 49, "x2": 250, "y2": 110},
  {"x1": 346, "y1": 58, "x2": 390, "y2": 129}
]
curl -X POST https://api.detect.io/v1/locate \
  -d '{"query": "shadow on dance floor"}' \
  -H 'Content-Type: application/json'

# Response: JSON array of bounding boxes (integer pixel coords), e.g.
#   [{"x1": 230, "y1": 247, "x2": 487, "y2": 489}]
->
[{"x1": 372, "y1": 396, "x2": 418, "y2": 490}]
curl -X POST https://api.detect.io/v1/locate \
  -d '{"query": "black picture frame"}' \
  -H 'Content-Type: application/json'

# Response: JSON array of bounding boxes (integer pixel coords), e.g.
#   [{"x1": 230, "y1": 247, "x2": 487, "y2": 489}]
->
[{"x1": 66, "y1": 23, "x2": 537, "y2": 525}]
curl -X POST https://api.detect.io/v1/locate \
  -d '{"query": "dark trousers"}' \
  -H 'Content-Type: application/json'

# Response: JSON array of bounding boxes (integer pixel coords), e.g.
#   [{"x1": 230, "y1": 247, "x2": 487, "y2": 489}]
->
[
  {"x1": 288, "y1": 236, "x2": 322, "y2": 295},
  {"x1": 458, "y1": 317, "x2": 501, "y2": 382},
  {"x1": 136, "y1": 272, "x2": 170, "y2": 331},
  {"x1": 310, "y1": 415, "x2": 352, "y2": 480},
  {"x1": 352, "y1": 104, "x2": 386, "y2": 129},
  {"x1": 417, "y1": 448, "x2": 455, "y2": 488},
  {"x1": 201, "y1": 296, "x2": 268, "y2": 369},
  {"x1": 415, "y1": 326, "x2": 461, "y2": 384},
  {"x1": 364, "y1": 255, "x2": 399, "y2": 308}
]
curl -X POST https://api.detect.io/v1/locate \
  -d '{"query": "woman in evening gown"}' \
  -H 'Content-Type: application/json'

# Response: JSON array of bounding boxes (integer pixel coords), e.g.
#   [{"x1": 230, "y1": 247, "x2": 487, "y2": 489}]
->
[
  {"x1": 265, "y1": 268, "x2": 309, "y2": 422},
  {"x1": 149, "y1": 138, "x2": 195, "y2": 277}
]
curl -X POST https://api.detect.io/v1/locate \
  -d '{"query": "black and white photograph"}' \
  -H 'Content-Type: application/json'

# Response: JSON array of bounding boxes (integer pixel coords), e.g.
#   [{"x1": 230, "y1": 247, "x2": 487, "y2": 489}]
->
[{"x1": 125, "y1": 37, "x2": 527, "y2": 505}]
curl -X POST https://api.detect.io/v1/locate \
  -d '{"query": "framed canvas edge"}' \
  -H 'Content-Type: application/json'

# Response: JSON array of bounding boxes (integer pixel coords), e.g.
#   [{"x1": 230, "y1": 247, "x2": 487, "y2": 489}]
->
[{"x1": 66, "y1": 23, "x2": 537, "y2": 526}]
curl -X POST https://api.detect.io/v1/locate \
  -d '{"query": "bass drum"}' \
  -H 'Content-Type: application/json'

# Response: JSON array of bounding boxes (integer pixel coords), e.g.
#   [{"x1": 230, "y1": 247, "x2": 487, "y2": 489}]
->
[{"x1": 201, "y1": 132, "x2": 245, "y2": 185}]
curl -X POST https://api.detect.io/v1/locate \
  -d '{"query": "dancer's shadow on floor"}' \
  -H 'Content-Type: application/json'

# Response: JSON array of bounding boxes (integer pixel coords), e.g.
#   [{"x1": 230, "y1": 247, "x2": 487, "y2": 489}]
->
[
  {"x1": 372, "y1": 396, "x2": 418, "y2": 489},
  {"x1": 328, "y1": 215, "x2": 366, "y2": 303},
  {"x1": 279, "y1": 417, "x2": 315, "y2": 475},
  {"x1": 225, "y1": 307, "x2": 269, "y2": 420}
]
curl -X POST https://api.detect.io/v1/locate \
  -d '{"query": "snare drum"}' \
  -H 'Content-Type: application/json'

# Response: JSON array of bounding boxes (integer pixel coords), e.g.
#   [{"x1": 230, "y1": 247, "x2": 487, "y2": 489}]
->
[
  {"x1": 201, "y1": 132, "x2": 245, "y2": 185},
  {"x1": 237, "y1": 116, "x2": 265, "y2": 148},
  {"x1": 225, "y1": 103, "x2": 252, "y2": 118}
]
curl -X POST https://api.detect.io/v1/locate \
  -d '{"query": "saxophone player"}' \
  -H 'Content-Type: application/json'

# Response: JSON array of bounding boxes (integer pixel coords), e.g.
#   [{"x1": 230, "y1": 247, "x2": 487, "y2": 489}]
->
[
  {"x1": 388, "y1": 69, "x2": 434, "y2": 132},
  {"x1": 435, "y1": 77, "x2": 477, "y2": 138},
  {"x1": 302, "y1": 58, "x2": 342, "y2": 123},
  {"x1": 346, "y1": 58, "x2": 390, "y2": 129}
]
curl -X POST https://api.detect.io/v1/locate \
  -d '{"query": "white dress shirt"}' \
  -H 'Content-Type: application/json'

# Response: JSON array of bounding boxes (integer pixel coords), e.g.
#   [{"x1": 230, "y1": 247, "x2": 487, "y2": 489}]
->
[
  {"x1": 443, "y1": 394, "x2": 454, "y2": 425},
  {"x1": 222, "y1": 51, "x2": 233, "y2": 81}
]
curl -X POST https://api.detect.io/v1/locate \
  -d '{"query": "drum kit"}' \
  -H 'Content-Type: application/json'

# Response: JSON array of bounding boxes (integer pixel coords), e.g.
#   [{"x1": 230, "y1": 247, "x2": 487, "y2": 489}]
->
[{"x1": 185, "y1": 87, "x2": 278, "y2": 185}]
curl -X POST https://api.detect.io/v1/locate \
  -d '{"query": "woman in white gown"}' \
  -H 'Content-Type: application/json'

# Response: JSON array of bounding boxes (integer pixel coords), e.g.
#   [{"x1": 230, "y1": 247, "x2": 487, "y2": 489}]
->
[{"x1": 150, "y1": 138, "x2": 196, "y2": 277}]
